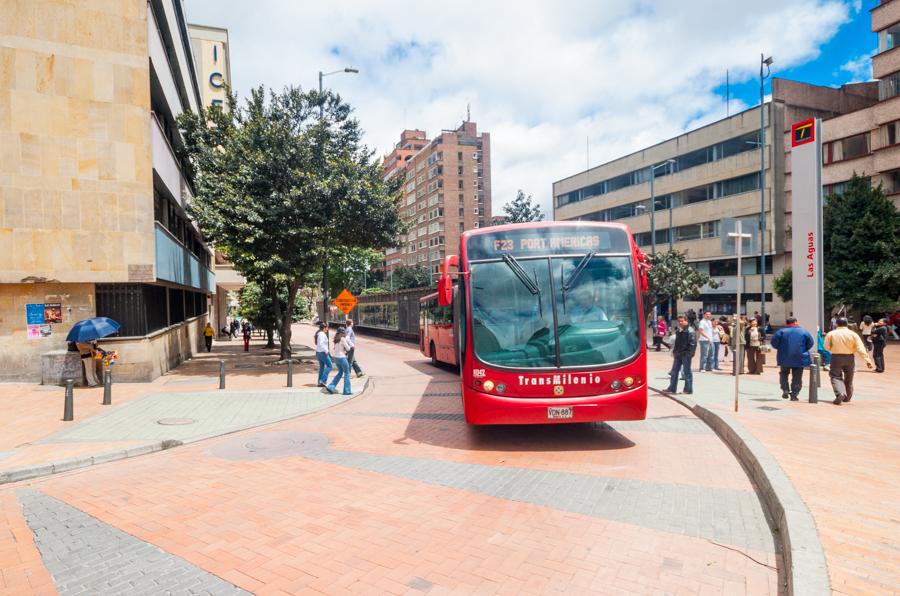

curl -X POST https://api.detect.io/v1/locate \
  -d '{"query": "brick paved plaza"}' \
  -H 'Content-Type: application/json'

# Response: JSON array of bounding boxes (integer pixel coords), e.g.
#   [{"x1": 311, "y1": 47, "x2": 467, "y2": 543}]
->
[{"x1": 0, "y1": 327, "x2": 787, "y2": 595}]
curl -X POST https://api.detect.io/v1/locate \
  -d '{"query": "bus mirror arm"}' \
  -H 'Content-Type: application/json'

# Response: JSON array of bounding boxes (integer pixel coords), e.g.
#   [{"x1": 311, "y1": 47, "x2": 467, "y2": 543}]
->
[{"x1": 438, "y1": 255, "x2": 459, "y2": 307}]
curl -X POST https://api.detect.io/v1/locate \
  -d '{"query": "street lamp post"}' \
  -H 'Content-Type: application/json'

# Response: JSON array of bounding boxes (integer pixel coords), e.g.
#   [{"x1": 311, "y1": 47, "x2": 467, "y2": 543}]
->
[
  {"x1": 648, "y1": 159, "x2": 677, "y2": 256},
  {"x1": 759, "y1": 54, "x2": 773, "y2": 327},
  {"x1": 318, "y1": 67, "x2": 359, "y2": 321}
]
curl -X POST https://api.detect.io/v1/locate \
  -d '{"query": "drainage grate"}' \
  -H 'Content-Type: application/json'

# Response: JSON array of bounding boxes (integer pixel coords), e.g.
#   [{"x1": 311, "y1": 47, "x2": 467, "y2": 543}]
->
[
  {"x1": 422, "y1": 392, "x2": 461, "y2": 397},
  {"x1": 156, "y1": 418, "x2": 196, "y2": 425},
  {"x1": 756, "y1": 406, "x2": 781, "y2": 411}
]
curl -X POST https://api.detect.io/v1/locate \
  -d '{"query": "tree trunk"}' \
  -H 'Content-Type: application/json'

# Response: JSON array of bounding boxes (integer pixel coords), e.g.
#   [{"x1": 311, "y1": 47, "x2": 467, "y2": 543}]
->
[
  {"x1": 321, "y1": 259, "x2": 329, "y2": 328},
  {"x1": 265, "y1": 327, "x2": 275, "y2": 348},
  {"x1": 280, "y1": 278, "x2": 301, "y2": 361}
]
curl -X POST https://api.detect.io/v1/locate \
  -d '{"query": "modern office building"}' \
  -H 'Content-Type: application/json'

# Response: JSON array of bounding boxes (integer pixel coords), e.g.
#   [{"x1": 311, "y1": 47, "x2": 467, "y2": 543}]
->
[
  {"x1": 381, "y1": 121, "x2": 492, "y2": 278},
  {"x1": 0, "y1": 0, "x2": 221, "y2": 381},
  {"x1": 553, "y1": 80, "x2": 876, "y2": 320}
]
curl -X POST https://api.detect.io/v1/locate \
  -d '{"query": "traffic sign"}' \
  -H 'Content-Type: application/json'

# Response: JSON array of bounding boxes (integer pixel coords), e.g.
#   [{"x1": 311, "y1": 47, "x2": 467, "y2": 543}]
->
[{"x1": 332, "y1": 289, "x2": 358, "y2": 315}]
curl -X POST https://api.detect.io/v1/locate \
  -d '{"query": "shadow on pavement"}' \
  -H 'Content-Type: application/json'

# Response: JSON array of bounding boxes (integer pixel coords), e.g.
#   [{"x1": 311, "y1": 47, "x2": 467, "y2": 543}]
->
[
  {"x1": 162, "y1": 340, "x2": 318, "y2": 380},
  {"x1": 399, "y1": 359, "x2": 636, "y2": 452}
]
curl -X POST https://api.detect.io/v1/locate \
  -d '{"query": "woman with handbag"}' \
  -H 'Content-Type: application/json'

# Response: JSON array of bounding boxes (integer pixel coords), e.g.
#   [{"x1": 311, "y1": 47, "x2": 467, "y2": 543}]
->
[{"x1": 744, "y1": 319, "x2": 765, "y2": 374}]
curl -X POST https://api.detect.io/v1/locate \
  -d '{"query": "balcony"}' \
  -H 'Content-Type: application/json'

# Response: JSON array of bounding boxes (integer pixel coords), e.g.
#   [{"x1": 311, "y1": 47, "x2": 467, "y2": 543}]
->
[
  {"x1": 151, "y1": 113, "x2": 193, "y2": 209},
  {"x1": 155, "y1": 223, "x2": 215, "y2": 292}
]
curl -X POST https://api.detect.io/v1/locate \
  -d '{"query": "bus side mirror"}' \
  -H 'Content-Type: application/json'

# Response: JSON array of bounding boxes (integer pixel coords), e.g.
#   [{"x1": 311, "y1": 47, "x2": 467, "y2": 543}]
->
[{"x1": 438, "y1": 255, "x2": 459, "y2": 307}]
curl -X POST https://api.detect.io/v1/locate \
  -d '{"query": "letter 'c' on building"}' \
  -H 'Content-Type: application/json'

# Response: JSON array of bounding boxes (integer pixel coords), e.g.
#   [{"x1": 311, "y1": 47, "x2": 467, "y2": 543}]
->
[{"x1": 209, "y1": 72, "x2": 224, "y2": 88}]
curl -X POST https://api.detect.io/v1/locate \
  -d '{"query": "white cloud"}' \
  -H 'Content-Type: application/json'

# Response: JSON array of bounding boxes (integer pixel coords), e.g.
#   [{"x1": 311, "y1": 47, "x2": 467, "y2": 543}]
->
[
  {"x1": 185, "y1": 0, "x2": 853, "y2": 218},
  {"x1": 839, "y1": 51, "x2": 875, "y2": 83}
]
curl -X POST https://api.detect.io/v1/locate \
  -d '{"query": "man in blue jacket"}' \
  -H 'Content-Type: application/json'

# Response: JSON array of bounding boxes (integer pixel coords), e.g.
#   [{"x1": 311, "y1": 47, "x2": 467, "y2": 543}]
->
[{"x1": 770, "y1": 317, "x2": 814, "y2": 401}]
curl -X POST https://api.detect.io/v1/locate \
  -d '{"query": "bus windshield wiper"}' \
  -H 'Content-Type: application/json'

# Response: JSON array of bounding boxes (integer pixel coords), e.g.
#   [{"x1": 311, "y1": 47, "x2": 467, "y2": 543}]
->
[
  {"x1": 561, "y1": 251, "x2": 594, "y2": 314},
  {"x1": 562, "y1": 251, "x2": 595, "y2": 293},
  {"x1": 502, "y1": 254, "x2": 543, "y2": 316}
]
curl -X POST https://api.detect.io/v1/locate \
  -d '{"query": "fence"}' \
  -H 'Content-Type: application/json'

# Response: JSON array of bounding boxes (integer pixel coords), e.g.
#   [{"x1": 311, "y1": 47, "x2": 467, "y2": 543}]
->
[{"x1": 319, "y1": 287, "x2": 434, "y2": 343}]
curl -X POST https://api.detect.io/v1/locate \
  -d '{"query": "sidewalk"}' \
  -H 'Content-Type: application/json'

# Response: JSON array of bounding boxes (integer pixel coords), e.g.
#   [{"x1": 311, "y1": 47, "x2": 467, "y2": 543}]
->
[
  {"x1": 0, "y1": 331, "x2": 358, "y2": 481},
  {"x1": 647, "y1": 345, "x2": 900, "y2": 594}
]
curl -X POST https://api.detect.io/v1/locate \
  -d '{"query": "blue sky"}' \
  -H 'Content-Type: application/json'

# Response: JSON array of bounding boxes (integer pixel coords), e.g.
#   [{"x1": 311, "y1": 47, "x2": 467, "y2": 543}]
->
[
  {"x1": 722, "y1": 1, "x2": 875, "y2": 112},
  {"x1": 187, "y1": 0, "x2": 877, "y2": 216}
]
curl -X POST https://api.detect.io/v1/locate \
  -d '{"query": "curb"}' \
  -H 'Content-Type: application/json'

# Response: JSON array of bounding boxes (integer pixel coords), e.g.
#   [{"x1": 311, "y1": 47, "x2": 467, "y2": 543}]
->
[
  {"x1": 0, "y1": 377, "x2": 373, "y2": 487},
  {"x1": 651, "y1": 386, "x2": 830, "y2": 596}
]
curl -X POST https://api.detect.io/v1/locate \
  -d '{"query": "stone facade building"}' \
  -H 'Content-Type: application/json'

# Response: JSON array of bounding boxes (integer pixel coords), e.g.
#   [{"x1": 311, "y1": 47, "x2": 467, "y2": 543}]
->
[{"x1": 0, "y1": 0, "x2": 223, "y2": 381}]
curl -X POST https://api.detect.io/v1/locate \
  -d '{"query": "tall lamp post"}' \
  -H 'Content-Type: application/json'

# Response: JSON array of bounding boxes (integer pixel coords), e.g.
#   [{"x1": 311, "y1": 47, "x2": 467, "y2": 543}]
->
[
  {"x1": 759, "y1": 54, "x2": 773, "y2": 326},
  {"x1": 318, "y1": 67, "x2": 359, "y2": 321}
]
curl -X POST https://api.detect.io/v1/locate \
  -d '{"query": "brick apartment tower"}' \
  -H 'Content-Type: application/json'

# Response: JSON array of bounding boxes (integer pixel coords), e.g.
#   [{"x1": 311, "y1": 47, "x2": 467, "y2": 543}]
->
[{"x1": 381, "y1": 122, "x2": 492, "y2": 278}]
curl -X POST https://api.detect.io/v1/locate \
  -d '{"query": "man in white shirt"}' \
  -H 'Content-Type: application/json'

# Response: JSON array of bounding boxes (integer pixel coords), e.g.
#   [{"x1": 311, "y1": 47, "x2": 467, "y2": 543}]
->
[
  {"x1": 697, "y1": 311, "x2": 713, "y2": 372},
  {"x1": 345, "y1": 319, "x2": 365, "y2": 378}
]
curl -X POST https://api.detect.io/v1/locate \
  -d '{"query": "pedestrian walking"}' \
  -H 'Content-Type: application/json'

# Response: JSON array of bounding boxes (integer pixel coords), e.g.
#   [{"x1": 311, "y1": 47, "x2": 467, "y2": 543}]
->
[
  {"x1": 817, "y1": 327, "x2": 831, "y2": 371},
  {"x1": 744, "y1": 319, "x2": 765, "y2": 374},
  {"x1": 872, "y1": 318, "x2": 888, "y2": 373},
  {"x1": 344, "y1": 318, "x2": 365, "y2": 377},
  {"x1": 230, "y1": 319, "x2": 239, "y2": 338},
  {"x1": 890, "y1": 310, "x2": 900, "y2": 340},
  {"x1": 770, "y1": 317, "x2": 813, "y2": 401},
  {"x1": 686, "y1": 309, "x2": 697, "y2": 329},
  {"x1": 314, "y1": 322, "x2": 332, "y2": 387},
  {"x1": 653, "y1": 316, "x2": 667, "y2": 351},
  {"x1": 325, "y1": 326, "x2": 353, "y2": 395},
  {"x1": 697, "y1": 311, "x2": 713, "y2": 372},
  {"x1": 241, "y1": 322, "x2": 251, "y2": 352},
  {"x1": 824, "y1": 317, "x2": 873, "y2": 405},
  {"x1": 859, "y1": 315, "x2": 875, "y2": 353},
  {"x1": 203, "y1": 322, "x2": 214, "y2": 352},
  {"x1": 665, "y1": 315, "x2": 696, "y2": 395}
]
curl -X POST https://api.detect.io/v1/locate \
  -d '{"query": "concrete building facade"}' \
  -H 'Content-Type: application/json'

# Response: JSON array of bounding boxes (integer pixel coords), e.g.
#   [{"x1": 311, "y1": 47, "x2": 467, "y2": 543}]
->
[
  {"x1": 0, "y1": 0, "x2": 219, "y2": 381},
  {"x1": 382, "y1": 121, "x2": 492, "y2": 278},
  {"x1": 553, "y1": 80, "x2": 876, "y2": 320}
]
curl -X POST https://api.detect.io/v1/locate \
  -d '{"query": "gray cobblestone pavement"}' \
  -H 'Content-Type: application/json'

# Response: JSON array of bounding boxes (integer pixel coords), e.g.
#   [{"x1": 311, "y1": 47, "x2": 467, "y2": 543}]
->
[
  {"x1": 207, "y1": 430, "x2": 776, "y2": 553},
  {"x1": 39, "y1": 388, "x2": 358, "y2": 443},
  {"x1": 17, "y1": 489, "x2": 249, "y2": 596}
]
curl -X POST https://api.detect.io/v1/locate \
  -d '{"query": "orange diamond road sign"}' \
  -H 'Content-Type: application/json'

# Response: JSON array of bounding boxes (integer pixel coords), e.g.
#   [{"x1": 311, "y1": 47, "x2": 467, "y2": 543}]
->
[{"x1": 332, "y1": 289, "x2": 358, "y2": 315}]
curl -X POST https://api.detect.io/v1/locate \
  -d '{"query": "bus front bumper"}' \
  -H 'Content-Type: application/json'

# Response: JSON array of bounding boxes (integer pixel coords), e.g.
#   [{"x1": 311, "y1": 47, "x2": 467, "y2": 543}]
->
[{"x1": 461, "y1": 385, "x2": 647, "y2": 425}]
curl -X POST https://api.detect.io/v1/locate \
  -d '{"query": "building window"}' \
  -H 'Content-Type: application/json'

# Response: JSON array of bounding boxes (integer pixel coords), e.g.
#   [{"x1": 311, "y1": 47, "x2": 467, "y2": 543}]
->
[
  {"x1": 878, "y1": 23, "x2": 900, "y2": 53},
  {"x1": 882, "y1": 170, "x2": 900, "y2": 194},
  {"x1": 458, "y1": 179, "x2": 463, "y2": 189},
  {"x1": 880, "y1": 71, "x2": 900, "y2": 100},
  {"x1": 459, "y1": 207, "x2": 464, "y2": 216},
  {"x1": 883, "y1": 120, "x2": 900, "y2": 147},
  {"x1": 457, "y1": 166, "x2": 463, "y2": 175},
  {"x1": 824, "y1": 132, "x2": 870, "y2": 164},
  {"x1": 457, "y1": 151, "x2": 463, "y2": 161}
]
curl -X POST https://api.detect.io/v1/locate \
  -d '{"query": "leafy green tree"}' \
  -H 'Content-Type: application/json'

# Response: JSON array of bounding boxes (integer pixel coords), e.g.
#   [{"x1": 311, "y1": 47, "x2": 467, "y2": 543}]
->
[
  {"x1": 503, "y1": 190, "x2": 544, "y2": 223},
  {"x1": 823, "y1": 175, "x2": 900, "y2": 314},
  {"x1": 392, "y1": 265, "x2": 433, "y2": 289},
  {"x1": 773, "y1": 267, "x2": 792, "y2": 303},
  {"x1": 643, "y1": 250, "x2": 717, "y2": 317},
  {"x1": 178, "y1": 86, "x2": 402, "y2": 360},
  {"x1": 326, "y1": 247, "x2": 382, "y2": 297}
]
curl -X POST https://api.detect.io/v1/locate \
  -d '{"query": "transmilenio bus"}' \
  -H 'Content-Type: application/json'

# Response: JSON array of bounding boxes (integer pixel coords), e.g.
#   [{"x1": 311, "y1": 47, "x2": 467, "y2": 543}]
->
[{"x1": 421, "y1": 222, "x2": 649, "y2": 425}]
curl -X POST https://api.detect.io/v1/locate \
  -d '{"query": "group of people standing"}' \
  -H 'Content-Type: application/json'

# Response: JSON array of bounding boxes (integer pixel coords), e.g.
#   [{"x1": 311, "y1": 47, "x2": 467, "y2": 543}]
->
[{"x1": 314, "y1": 319, "x2": 364, "y2": 395}]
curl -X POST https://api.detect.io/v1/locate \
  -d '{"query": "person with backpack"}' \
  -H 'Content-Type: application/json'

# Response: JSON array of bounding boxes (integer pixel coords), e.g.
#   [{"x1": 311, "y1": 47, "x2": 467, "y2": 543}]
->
[
  {"x1": 770, "y1": 317, "x2": 814, "y2": 401},
  {"x1": 314, "y1": 322, "x2": 332, "y2": 387},
  {"x1": 325, "y1": 326, "x2": 353, "y2": 395}
]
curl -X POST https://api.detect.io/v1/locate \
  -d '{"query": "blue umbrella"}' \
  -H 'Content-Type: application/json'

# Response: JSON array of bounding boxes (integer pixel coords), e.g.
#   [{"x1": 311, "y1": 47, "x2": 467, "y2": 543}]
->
[{"x1": 66, "y1": 317, "x2": 121, "y2": 343}]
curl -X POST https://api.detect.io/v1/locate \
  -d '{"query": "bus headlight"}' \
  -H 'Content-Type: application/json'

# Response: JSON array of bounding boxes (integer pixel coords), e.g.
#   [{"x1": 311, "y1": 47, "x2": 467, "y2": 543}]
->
[
  {"x1": 495, "y1": 383, "x2": 506, "y2": 394},
  {"x1": 610, "y1": 380, "x2": 622, "y2": 390},
  {"x1": 623, "y1": 377, "x2": 634, "y2": 387},
  {"x1": 483, "y1": 380, "x2": 495, "y2": 392}
]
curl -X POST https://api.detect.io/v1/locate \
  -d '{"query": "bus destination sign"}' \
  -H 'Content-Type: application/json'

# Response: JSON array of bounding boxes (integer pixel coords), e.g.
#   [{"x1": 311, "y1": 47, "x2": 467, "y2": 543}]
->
[{"x1": 467, "y1": 226, "x2": 629, "y2": 260}]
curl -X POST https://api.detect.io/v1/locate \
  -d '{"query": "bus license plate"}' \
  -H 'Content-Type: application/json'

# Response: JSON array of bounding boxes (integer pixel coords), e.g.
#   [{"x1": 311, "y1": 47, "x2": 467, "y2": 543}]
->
[{"x1": 547, "y1": 406, "x2": 573, "y2": 419}]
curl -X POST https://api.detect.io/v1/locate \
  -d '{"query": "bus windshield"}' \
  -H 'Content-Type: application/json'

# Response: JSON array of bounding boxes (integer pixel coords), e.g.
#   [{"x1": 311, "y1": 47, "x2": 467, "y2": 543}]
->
[{"x1": 470, "y1": 255, "x2": 640, "y2": 369}]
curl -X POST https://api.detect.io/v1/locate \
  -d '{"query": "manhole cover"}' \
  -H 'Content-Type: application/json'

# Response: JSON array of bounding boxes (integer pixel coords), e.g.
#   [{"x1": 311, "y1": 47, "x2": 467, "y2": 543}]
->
[
  {"x1": 756, "y1": 406, "x2": 781, "y2": 411},
  {"x1": 157, "y1": 418, "x2": 196, "y2": 425},
  {"x1": 245, "y1": 436, "x2": 297, "y2": 451}
]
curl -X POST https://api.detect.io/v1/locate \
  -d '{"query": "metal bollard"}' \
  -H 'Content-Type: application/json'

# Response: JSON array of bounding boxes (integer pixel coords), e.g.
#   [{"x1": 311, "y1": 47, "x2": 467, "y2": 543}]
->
[
  {"x1": 287, "y1": 358, "x2": 293, "y2": 387},
  {"x1": 63, "y1": 379, "x2": 74, "y2": 421},
  {"x1": 219, "y1": 360, "x2": 225, "y2": 390},
  {"x1": 102, "y1": 368, "x2": 112, "y2": 405},
  {"x1": 808, "y1": 353, "x2": 820, "y2": 403}
]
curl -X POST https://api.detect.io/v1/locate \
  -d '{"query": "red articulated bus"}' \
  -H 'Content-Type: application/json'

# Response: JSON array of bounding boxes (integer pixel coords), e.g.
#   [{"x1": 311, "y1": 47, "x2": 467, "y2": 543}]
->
[{"x1": 421, "y1": 221, "x2": 650, "y2": 425}]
